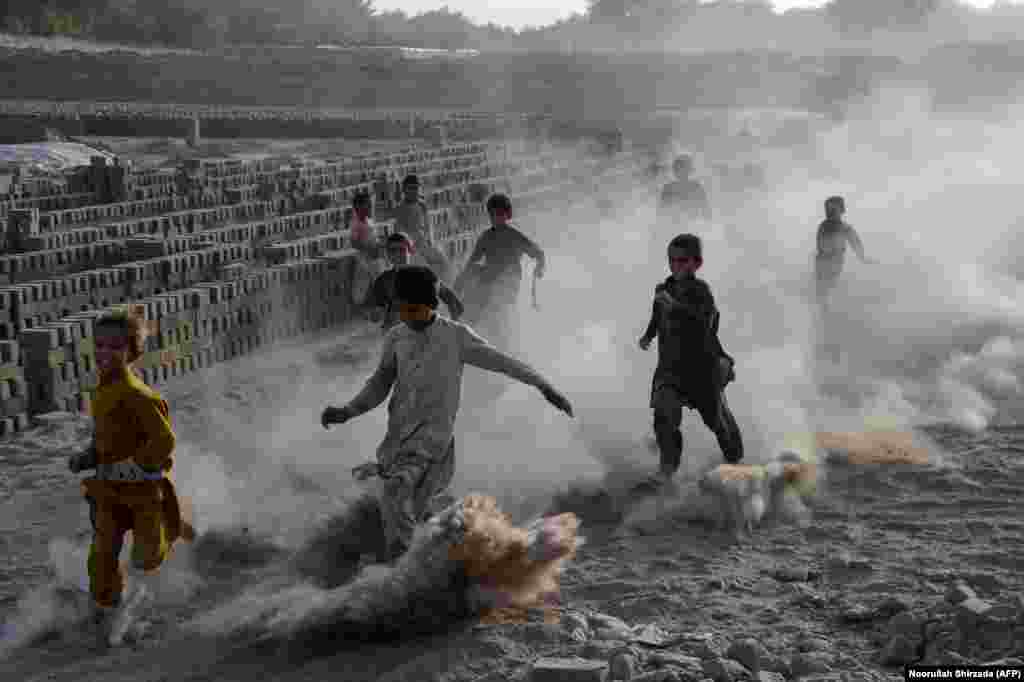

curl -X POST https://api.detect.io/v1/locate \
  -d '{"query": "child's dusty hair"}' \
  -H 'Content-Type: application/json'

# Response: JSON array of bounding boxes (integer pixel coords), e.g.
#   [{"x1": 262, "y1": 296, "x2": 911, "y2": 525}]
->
[
  {"x1": 825, "y1": 195, "x2": 845, "y2": 212},
  {"x1": 668, "y1": 233, "x2": 702, "y2": 261},
  {"x1": 94, "y1": 305, "x2": 147, "y2": 362},
  {"x1": 486, "y1": 193, "x2": 512, "y2": 215},
  {"x1": 386, "y1": 231, "x2": 413, "y2": 247},
  {"x1": 352, "y1": 190, "x2": 372, "y2": 208}
]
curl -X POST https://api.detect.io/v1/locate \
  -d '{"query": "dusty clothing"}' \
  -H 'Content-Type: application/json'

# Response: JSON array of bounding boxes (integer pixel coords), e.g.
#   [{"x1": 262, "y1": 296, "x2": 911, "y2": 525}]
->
[
  {"x1": 659, "y1": 180, "x2": 710, "y2": 218},
  {"x1": 349, "y1": 215, "x2": 380, "y2": 258},
  {"x1": 343, "y1": 315, "x2": 547, "y2": 547},
  {"x1": 643, "y1": 275, "x2": 743, "y2": 470},
  {"x1": 80, "y1": 370, "x2": 183, "y2": 609},
  {"x1": 394, "y1": 199, "x2": 452, "y2": 280},
  {"x1": 86, "y1": 494, "x2": 171, "y2": 608},
  {"x1": 652, "y1": 385, "x2": 743, "y2": 473},
  {"x1": 367, "y1": 268, "x2": 462, "y2": 329},
  {"x1": 814, "y1": 218, "x2": 864, "y2": 299},
  {"x1": 643, "y1": 275, "x2": 732, "y2": 407},
  {"x1": 294, "y1": 442, "x2": 456, "y2": 588},
  {"x1": 463, "y1": 224, "x2": 544, "y2": 306},
  {"x1": 375, "y1": 441, "x2": 456, "y2": 557}
]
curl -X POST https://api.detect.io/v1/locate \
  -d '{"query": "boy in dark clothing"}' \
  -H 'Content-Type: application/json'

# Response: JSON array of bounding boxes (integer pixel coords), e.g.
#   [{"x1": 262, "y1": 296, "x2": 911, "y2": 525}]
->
[
  {"x1": 455, "y1": 193, "x2": 546, "y2": 311},
  {"x1": 638, "y1": 234, "x2": 743, "y2": 485},
  {"x1": 368, "y1": 232, "x2": 464, "y2": 331},
  {"x1": 814, "y1": 196, "x2": 875, "y2": 304},
  {"x1": 659, "y1": 155, "x2": 711, "y2": 221}
]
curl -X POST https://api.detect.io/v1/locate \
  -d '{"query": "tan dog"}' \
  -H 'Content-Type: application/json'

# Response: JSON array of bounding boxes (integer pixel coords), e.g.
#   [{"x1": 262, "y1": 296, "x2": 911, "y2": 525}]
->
[
  {"x1": 448, "y1": 494, "x2": 583, "y2": 625},
  {"x1": 190, "y1": 493, "x2": 583, "y2": 643},
  {"x1": 699, "y1": 451, "x2": 817, "y2": 537},
  {"x1": 815, "y1": 430, "x2": 930, "y2": 465}
]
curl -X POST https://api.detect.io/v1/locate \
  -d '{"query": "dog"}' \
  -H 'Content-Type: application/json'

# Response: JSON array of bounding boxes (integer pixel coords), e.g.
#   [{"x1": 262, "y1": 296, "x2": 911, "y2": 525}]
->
[
  {"x1": 698, "y1": 451, "x2": 817, "y2": 538},
  {"x1": 815, "y1": 430, "x2": 930, "y2": 466},
  {"x1": 448, "y1": 495, "x2": 582, "y2": 625},
  {"x1": 189, "y1": 494, "x2": 583, "y2": 645}
]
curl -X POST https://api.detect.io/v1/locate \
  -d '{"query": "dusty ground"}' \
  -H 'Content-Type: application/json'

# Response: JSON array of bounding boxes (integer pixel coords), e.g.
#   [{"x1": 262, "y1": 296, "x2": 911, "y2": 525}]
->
[{"x1": 0, "y1": 314, "x2": 1021, "y2": 682}]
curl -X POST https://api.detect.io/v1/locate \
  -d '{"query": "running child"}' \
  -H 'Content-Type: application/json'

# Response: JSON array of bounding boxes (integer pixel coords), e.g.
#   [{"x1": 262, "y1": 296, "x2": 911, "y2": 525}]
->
[
  {"x1": 638, "y1": 234, "x2": 743, "y2": 486},
  {"x1": 313, "y1": 265, "x2": 573, "y2": 587}
]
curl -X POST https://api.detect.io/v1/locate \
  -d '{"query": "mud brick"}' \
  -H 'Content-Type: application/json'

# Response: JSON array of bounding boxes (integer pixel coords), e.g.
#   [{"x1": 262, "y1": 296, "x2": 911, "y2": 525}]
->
[
  {"x1": 531, "y1": 658, "x2": 608, "y2": 682},
  {"x1": 0, "y1": 372, "x2": 27, "y2": 418},
  {"x1": 87, "y1": 269, "x2": 127, "y2": 309}
]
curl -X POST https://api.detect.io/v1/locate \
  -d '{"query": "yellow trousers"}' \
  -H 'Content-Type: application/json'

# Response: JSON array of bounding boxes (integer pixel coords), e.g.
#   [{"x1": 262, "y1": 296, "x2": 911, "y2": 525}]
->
[{"x1": 85, "y1": 495, "x2": 171, "y2": 609}]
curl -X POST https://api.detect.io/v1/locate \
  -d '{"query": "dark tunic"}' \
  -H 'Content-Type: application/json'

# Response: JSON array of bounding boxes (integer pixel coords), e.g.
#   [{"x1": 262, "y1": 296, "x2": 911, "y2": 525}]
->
[
  {"x1": 368, "y1": 268, "x2": 462, "y2": 329},
  {"x1": 659, "y1": 180, "x2": 710, "y2": 219},
  {"x1": 643, "y1": 275, "x2": 732, "y2": 408},
  {"x1": 463, "y1": 224, "x2": 545, "y2": 305}
]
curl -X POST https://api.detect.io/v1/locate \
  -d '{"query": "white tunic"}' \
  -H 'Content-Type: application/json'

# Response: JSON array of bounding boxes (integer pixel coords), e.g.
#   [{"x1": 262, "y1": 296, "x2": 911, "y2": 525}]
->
[{"x1": 345, "y1": 315, "x2": 548, "y2": 466}]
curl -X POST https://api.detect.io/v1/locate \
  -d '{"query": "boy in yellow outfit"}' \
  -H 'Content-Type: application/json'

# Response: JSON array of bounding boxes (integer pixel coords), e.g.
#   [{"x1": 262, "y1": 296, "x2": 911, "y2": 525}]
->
[{"x1": 67, "y1": 307, "x2": 192, "y2": 648}]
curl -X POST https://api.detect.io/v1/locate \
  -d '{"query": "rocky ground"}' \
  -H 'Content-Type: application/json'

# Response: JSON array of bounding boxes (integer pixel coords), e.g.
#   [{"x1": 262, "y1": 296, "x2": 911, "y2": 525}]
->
[{"x1": 0, "y1": 318, "x2": 1020, "y2": 682}]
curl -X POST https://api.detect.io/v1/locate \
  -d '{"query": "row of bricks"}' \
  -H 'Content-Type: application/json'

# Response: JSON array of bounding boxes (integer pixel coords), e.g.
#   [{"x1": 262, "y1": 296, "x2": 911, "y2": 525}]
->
[
  {"x1": 0, "y1": 203, "x2": 363, "y2": 318},
  {"x1": 7, "y1": 249, "x2": 361, "y2": 357},
  {"x1": 181, "y1": 152, "x2": 490, "y2": 202},
  {"x1": 5, "y1": 225, "x2": 108, "y2": 252},
  {"x1": 15, "y1": 150, "x2": 534, "y2": 249},
  {"x1": 37, "y1": 195, "x2": 189, "y2": 232},
  {"x1": 0, "y1": 160, "x2": 622, "y2": 426},
  {"x1": 0, "y1": 192, "x2": 97, "y2": 218},
  {"x1": 189, "y1": 142, "x2": 490, "y2": 181},
  {"x1": 0, "y1": 243, "x2": 253, "y2": 336},
  {"x1": 0, "y1": 242, "x2": 123, "y2": 285},
  {"x1": 16, "y1": 255, "x2": 365, "y2": 413},
  {"x1": 0, "y1": 159, "x2": 592, "y2": 296}
]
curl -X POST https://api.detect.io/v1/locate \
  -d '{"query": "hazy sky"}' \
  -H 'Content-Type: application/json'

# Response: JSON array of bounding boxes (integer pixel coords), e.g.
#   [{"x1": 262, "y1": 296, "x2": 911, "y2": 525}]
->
[{"x1": 372, "y1": 0, "x2": 1017, "y2": 30}]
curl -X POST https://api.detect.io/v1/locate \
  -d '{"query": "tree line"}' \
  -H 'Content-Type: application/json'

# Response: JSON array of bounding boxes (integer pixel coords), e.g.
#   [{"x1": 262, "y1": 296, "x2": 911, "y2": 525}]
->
[{"x1": 2, "y1": 0, "x2": 1023, "y2": 51}]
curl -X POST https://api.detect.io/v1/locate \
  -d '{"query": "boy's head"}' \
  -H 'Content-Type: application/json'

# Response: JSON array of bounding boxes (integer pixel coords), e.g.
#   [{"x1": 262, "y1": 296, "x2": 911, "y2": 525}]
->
[
  {"x1": 824, "y1": 195, "x2": 845, "y2": 220},
  {"x1": 394, "y1": 265, "x2": 440, "y2": 327},
  {"x1": 402, "y1": 175, "x2": 420, "y2": 203},
  {"x1": 486, "y1": 193, "x2": 512, "y2": 227},
  {"x1": 672, "y1": 155, "x2": 694, "y2": 180},
  {"x1": 352, "y1": 190, "x2": 372, "y2": 220},
  {"x1": 94, "y1": 307, "x2": 147, "y2": 375},
  {"x1": 385, "y1": 231, "x2": 415, "y2": 267},
  {"x1": 667, "y1": 233, "x2": 703, "y2": 278}
]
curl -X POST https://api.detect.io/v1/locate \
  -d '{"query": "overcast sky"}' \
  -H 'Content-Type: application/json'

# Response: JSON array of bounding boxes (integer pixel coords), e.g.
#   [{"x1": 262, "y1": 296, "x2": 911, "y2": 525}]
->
[{"x1": 370, "y1": 0, "x2": 1019, "y2": 30}]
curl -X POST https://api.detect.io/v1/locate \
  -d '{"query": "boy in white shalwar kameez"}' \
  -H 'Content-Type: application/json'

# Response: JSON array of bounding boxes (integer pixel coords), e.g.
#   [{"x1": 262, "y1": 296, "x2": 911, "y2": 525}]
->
[{"x1": 310, "y1": 265, "x2": 573, "y2": 588}]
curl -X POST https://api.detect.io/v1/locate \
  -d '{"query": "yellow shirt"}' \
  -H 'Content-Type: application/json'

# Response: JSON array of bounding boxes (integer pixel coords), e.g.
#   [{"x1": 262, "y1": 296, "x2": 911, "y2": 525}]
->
[
  {"x1": 90, "y1": 369, "x2": 176, "y2": 472},
  {"x1": 81, "y1": 369, "x2": 190, "y2": 542}
]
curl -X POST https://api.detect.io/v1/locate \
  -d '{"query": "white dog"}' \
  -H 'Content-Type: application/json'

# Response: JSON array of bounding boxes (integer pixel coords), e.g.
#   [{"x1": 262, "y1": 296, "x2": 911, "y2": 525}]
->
[{"x1": 698, "y1": 451, "x2": 817, "y2": 537}]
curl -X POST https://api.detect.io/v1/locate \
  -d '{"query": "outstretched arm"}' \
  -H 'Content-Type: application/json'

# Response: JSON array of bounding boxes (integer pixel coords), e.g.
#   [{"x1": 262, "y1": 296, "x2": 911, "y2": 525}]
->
[
  {"x1": 454, "y1": 236, "x2": 487, "y2": 291},
  {"x1": 459, "y1": 326, "x2": 573, "y2": 416},
  {"x1": 439, "y1": 284, "x2": 465, "y2": 320},
  {"x1": 846, "y1": 225, "x2": 869, "y2": 262},
  {"x1": 460, "y1": 326, "x2": 547, "y2": 388},
  {"x1": 519, "y1": 230, "x2": 546, "y2": 276},
  {"x1": 641, "y1": 299, "x2": 659, "y2": 341}
]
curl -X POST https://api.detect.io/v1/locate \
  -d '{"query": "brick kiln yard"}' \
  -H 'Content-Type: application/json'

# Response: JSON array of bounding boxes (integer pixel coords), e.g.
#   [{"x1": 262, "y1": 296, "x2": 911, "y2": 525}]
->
[{"x1": 0, "y1": 135, "x2": 1022, "y2": 682}]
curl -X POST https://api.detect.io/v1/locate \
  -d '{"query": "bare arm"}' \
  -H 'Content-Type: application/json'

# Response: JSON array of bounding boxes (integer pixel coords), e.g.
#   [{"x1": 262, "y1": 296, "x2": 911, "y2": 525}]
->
[
  {"x1": 439, "y1": 284, "x2": 464, "y2": 319},
  {"x1": 459, "y1": 325, "x2": 548, "y2": 389},
  {"x1": 517, "y1": 228, "x2": 546, "y2": 272},
  {"x1": 642, "y1": 299, "x2": 659, "y2": 340},
  {"x1": 845, "y1": 225, "x2": 868, "y2": 262},
  {"x1": 455, "y1": 235, "x2": 488, "y2": 291},
  {"x1": 345, "y1": 336, "x2": 398, "y2": 417}
]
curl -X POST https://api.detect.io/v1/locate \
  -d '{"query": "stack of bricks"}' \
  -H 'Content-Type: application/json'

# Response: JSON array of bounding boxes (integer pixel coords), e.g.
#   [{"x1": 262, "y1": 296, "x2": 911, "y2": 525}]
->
[
  {"x1": 19, "y1": 318, "x2": 96, "y2": 415},
  {"x1": 0, "y1": 339, "x2": 28, "y2": 434},
  {"x1": 0, "y1": 140, "x2": 640, "y2": 433}
]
